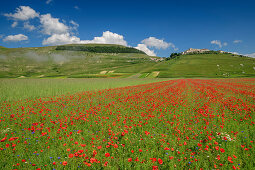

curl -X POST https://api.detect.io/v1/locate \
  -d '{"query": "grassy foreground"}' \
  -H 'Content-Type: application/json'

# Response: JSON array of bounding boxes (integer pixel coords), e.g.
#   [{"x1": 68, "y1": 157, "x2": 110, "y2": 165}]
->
[
  {"x1": 0, "y1": 78, "x2": 254, "y2": 169},
  {"x1": 0, "y1": 78, "x2": 170, "y2": 102}
]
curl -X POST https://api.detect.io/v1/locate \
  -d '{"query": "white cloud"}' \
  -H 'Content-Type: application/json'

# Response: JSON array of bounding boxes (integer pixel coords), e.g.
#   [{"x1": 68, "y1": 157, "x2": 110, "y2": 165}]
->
[
  {"x1": 74, "y1": 6, "x2": 80, "y2": 10},
  {"x1": 24, "y1": 22, "x2": 36, "y2": 31},
  {"x1": 42, "y1": 33, "x2": 81, "y2": 45},
  {"x1": 233, "y1": 40, "x2": 242, "y2": 44},
  {"x1": 227, "y1": 51, "x2": 255, "y2": 58},
  {"x1": 4, "y1": 6, "x2": 39, "y2": 21},
  {"x1": 230, "y1": 52, "x2": 240, "y2": 55},
  {"x1": 245, "y1": 53, "x2": 255, "y2": 58},
  {"x1": 11, "y1": 21, "x2": 18, "y2": 28},
  {"x1": 80, "y1": 31, "x2": 127, "y2": 46},
  {"x1": 135, "y1": 44, "x2": 156, "y2": 56},
  {"x1": 70, "y1": 20, "x2": 79, "y2": 27},
  {"x1": 3, "y1": 34, "x2": 28, "y2": 42},
  {"x1": 169, "y1": 43, "x2": 178, "y2": 51},
  {"x1": 141, "y1": 37, "x2": 172, "y2": 49},
  {"x1": 42, "y1": 31, "x2": 128, "y2": 46},
  {"x1": 70, "y1": 20, "x2": 79, "y2": 31},
  {"x1": 211, "y1": 40, "x2": 227, "y2": 48},
  {"x1": 46, "y1": 0, "x2": 53, "y2": 4},
  {"x1": 4, "y1": 6, "x2": 129, "y2": 48},
  {"x1": 40, "y1": 14, "x2": 69, "y2": 35}
]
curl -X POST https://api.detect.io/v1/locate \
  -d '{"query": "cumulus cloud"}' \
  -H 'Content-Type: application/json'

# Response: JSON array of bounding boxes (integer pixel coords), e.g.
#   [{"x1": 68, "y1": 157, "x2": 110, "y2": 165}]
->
[
  {"x1": 42, "y1": 33, "x2": 81, "y2": 45},
  {"x1": 141, "y1": 37, "x2": 171, "y2": 49},
  {"x1": 42, "y1": 31, "x2": 128, "y2": 46},
  {"x1": 135, "y1": 44, "x2": 156, "y2": 56},
  {"x1": 40, "y1": 14, "x2": 69, "y2": 35},
  {"x1": 134, "y1": 37, "x2": 177, "y2": 56},
  {"x1": 24, "y1": 22, "x2": 36, "y2": 31},
  {"x1": 211, "y1": 40, "x2": 227, "y2": 48},
  {"x1": 81, "y1": 31, "x2": 127, "y2": 46},
  {"x1": 4, "y1": 6, "x2": 39, "y2": 21},
  {"x1": 4, "y1": 6, "x2": 129, "y2": 48},
  {"x1": 11, "y1": 21, "x2": 18, "y2": 28},
  {"x1": 3, "y1": 34, "x2": 28, "y2": 42},
  {"x1": 46, "y1": 0, "x2": 53, "y2": 4},
  {"x1": 233, "y1": 40, "x2": 242, "y2": 44}
]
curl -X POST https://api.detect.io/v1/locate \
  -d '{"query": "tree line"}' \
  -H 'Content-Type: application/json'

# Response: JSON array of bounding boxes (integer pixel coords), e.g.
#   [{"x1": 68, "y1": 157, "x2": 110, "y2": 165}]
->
[{"x1": 56, "y1": 45, "x2": 145, "y2": 54}]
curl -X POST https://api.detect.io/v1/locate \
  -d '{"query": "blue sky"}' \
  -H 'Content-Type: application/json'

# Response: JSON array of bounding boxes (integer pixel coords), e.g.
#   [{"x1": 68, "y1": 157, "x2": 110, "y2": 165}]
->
[{"x1": 0, "y1": 0, "x2": 254, "y2": 57}]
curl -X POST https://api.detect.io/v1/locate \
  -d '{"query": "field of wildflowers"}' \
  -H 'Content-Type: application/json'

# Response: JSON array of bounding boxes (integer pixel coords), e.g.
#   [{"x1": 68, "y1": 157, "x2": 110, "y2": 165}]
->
[{"x1": 0, "y1": 78, "x2": 254, "y2": 169}]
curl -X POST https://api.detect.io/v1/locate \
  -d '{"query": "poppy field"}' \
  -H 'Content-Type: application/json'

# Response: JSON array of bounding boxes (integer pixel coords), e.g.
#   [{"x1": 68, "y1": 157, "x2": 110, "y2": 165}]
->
[{"x1": 0, "y1": 78, "x2": 254, "y2": 169}]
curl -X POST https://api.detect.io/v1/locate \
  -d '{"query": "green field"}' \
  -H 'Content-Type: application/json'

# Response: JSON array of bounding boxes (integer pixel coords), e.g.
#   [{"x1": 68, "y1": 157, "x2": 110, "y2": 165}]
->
[
  {"x1": 1, "y1": 44, "x2": 254, "y2": 78},
  {"x1": 0, "y1": 44, "x2": 160, "y2": 78},
  {"x1": 146, "y1": 53, "x2": 255, "y2": 78},
  {"x1": 0, "y1": 78, "x2": 254, "y2": 169},
  {"x1": 0, "y1": 78, "x2": 170, "y2": 102}
]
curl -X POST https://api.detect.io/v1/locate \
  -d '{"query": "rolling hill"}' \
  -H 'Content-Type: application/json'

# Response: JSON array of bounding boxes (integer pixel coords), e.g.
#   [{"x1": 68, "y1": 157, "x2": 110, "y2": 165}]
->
[
  {"x1": 154, "y1": 53, "x2": 255, "y2": 78},
  {"x1": 0, "y1": 44, "x2": 160, "y2": 78},
  {"x1": 0, "y1": 44, "x2": 254, "y2": 78}
]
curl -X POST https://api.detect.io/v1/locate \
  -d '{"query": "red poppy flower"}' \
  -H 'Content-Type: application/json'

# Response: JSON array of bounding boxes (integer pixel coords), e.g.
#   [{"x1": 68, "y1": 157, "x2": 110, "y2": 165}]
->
[
  {"x1": 62, "y1": 161, "x2": 67, "y2": 166},
  {"x1": 105, "y1": 153, "x2": 110, "y2": 157},
  {"x1": 152, "y1": 166, "x2": 158, "y2": 170},
  {"x1": 104, "y1": 161, "x2": 108, "y2": 166},
  {"x1": 220, "y1": 148, "x2": 225, "y2": 153},
  {"x1": 158, "y1": 158, "x2": 163, "y2": 164},
  {"x1": 0, "y1": 137, "x2": 7, "y2": 142}
]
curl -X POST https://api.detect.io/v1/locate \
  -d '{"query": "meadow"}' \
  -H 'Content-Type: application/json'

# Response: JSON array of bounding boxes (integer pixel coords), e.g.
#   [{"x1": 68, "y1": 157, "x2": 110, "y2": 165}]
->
[
  {"x1": 149, "y1": 53, "x2": 255, "y2": 78},
  {"x1": 0, "y1": 78, "x2": 170, "y2": 102},
  {"x1": 1, "y1": 44, "x2": 255, "y2": 79},
  {"x1": 0, "y1": 78, "x2": 254, "y2": 169}
]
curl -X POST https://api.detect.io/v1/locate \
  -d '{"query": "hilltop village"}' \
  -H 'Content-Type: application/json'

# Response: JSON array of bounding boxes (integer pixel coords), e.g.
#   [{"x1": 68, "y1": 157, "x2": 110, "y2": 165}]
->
[{"x1": 182, "y1": 48, "x2": 225, "y2": 54}]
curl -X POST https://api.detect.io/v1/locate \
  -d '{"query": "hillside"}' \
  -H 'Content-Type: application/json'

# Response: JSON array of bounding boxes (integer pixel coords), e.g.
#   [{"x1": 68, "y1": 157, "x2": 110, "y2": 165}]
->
[
  {"x1": 0, "y1": 44, "x2": 254, "y2": 78},
  {"x1": 56, "y1": 44, "x2": 145, "y2": 54},
  {"x1": 0, "y1": 44, "x2": 160, "y2": 78},
  {"x1": 146, "y1": 53, "x2": 255, "y2": 78}
]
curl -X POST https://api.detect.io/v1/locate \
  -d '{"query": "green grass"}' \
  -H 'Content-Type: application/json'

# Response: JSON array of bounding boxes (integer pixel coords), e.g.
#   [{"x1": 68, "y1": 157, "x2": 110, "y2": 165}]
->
[
  {"x1": 0, "y1": 79, "x2": 254, "y2": 169},
  {"x1": 0, "y1": 44, "x2": 161, "y2": 78},
  {"x1": 0, "y1": 45, "x2": 254, "y2": 78},
  {"x1": 0, "y1": 78, "x2": 170, "y2": 102},
  {"x1": 154, "y1": 53, "x2": 255, "y2": 78}
]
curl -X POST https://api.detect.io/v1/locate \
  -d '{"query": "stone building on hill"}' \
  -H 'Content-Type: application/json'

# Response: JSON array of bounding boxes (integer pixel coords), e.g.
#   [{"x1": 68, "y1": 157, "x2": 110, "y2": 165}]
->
[{"x1": 182, "y1": 48, "x2": 210, "y2": 55}]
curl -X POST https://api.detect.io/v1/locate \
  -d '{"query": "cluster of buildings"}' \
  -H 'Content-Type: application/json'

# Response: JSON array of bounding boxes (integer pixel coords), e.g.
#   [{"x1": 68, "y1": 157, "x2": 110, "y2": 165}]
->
[
  {"x1": 150, "y1": 57, "x2": 164, "y2": 62},
  {"x1": 181, "y1": 48, "x2": 225, "y2": 55}
]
